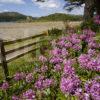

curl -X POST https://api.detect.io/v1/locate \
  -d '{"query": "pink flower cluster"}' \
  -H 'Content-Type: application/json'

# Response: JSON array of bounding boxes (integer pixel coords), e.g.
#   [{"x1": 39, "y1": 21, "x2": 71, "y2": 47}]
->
[
  {"x1": 26, "y1": 73, "x2": 33, "y2": 83},
  {"x1": 85, "y1": 76, "x2": 100, "y2": 100},
  {"x1": 1, "y1": 81, "x2": 9, "y2": 90},
  {"x1": 78, "y1": 54, "x2": 100, "y2": 72},
  {"x1": 50, "y1": 33, "x2": 82, "y2": 66},
  {"x1": 22, "y1": 89, "x2": 36, "y2": 100},
  {"x1": 80, "y1": 29, "x2": 100, "y2": 49},
  {"x1": 41, "y1": 65, "x2": 48, "y2": 73},
  {"x1": 12, "y1": 95, "x2": 20, "y2": 100},
  {"x1": 75, "y1": 76, "x2": 100, "y2": 100},
  {"x1": 34, "y1": 77, "x2": 54, "y2": 90},
  {"x1": 60, "y1": 60, "x2": 81, "y2": 95},
  {"x1": 57, "y1": 34, "x2": 81, "y2": 51},
  {"x1": 54, "y1": 64, "x2": 62, "y2": 72},
  {"x1": 14, "y1": 72, "x2": 26, "y2": 81},
  {"x1": 50, "y1": 56, "x2": 63, "y2": 64}
]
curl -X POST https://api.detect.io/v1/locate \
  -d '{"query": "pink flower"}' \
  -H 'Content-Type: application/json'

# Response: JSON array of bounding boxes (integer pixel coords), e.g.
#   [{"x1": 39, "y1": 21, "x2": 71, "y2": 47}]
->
[
  {"x1": 61, "y1": 48, "x2": 68, "y2": 56},
  {"x1": 63, "y1": 65, "x2": 75, "y2": 77},
  {"x1": 14, "y1": 72, "x2": 26, "y2": 81},
  {"x1": 23, "y1": 89, "x2": 35, "y2": 99},
  {"x1": 54, "y1": 64, "x2": 62, "y2": 72},
  {"x1": 85, "y1": 76, "x2": 100, "y2": 100},
  {"x1": 34, "y1": 79, "x2": 43, "y2": 90},
  {"x1": 88, "y1": 49, "x2": 96, "y2": 56},
  {"x1": 41, "y1": 65, "x2": 48, "y2": 73},
  {"x1": 65, "y1": 42, "x2": 72, "y2": 48},
  {"x1": 50, "y1": 56, "x2": 63, "y2": 64},
  {"x1": 39, "y1": 55, "x2": 47, "y2": 63},
  {"x1": 72, "y1": 44, "x2": 82, "y2": 51},
  {"x1": 43, "y1": 78, "x2": 54, "y2": 88},
  {"x1": 94, "y1": 15, "x2": 100, "y2": 25},
  {"x1": 51, "y1": 48, "x2": 61, "y2": 56},
  {"x1": 1, "y1": 81, "x2": 9, "y2": 90},
  {"x1": 12, "y1": 95, "x2": 20, "y2": 100},
  {"x1": 60, "y1": 76, "x2": 81, "y2": 95},
  {"x1": 26, "y1": 73, "x2": 33, "y2": 83}
]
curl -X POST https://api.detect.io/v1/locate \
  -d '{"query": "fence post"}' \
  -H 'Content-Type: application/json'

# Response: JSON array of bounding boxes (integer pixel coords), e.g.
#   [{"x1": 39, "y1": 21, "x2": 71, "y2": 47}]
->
[{"x1": 0, "y1": 39, "x2": 9, "y2": 80}]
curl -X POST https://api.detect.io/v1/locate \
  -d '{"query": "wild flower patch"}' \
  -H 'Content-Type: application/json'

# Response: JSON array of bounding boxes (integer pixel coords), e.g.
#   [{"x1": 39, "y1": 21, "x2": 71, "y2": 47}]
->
[{"x1": 0, "y1": 22, "x2": 100, "y2": 100}]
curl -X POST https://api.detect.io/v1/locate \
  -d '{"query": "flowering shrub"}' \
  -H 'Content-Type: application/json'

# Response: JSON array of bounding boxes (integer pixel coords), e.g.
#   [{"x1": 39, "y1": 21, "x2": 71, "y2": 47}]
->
[{"x1": 0, "y1": 28, "x2": 100, "y2": 100}]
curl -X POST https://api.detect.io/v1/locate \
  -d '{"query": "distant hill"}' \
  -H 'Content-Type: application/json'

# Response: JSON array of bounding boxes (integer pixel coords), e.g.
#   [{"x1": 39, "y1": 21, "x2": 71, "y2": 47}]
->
[
  {"x1": 0, "y1": 12, "x2": 83, "y2": 22},
  {"x1": 0, "y1": 12, "x2": 35, "y2": 22},
  {"x1": 37, "y1": 13, "x2": 83, "y2": 21}
]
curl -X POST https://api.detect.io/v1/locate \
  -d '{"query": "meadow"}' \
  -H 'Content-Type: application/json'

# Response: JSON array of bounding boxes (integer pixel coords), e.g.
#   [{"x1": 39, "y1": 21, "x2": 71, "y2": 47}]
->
[{"x1": 0, "y1": 20, "x2": 100, "y2": 100}]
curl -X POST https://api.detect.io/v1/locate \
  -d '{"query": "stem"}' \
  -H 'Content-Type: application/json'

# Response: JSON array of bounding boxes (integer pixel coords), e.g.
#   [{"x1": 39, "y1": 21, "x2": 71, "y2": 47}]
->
[
  {"x1": 37, "y1": 90, "x2": 42, "y2": 100},
  {"x1": 89, "y1": 71, "x2": 94, "y2": 78},
  {"x1": 69, "y1": 94, "x2": 71, "y2": 100},
  {"x1": 4, "y1": 90, "x2": 8, "y2": 100}
]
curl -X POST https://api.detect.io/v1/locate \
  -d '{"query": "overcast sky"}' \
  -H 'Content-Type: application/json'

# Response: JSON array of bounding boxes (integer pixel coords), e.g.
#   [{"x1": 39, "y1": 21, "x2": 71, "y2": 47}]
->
[{"x1": 0, "y1": 0, "x2": 84, "y2": 17}]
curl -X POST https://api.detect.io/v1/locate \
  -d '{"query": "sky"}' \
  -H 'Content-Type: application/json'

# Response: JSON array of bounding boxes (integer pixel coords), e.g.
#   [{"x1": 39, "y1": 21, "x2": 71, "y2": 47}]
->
[{"x1": 0, "y1": 0, "x2": 84, "y2": 17}]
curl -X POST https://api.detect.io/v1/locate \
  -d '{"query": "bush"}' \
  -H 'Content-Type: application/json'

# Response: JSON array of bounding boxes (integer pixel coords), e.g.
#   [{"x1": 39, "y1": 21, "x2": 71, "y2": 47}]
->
[
  {"x1": 81, "y1": 20, "x2": 99, "y2": 32},
  {"x1": 48, "y1": 28, "x2": 62, "y2": 36}
]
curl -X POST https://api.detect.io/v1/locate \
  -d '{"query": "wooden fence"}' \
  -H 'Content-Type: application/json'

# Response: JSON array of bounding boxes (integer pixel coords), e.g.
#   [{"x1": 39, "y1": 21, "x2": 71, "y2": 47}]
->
[{"x1": 0, "y1": 32, "x2": 50, "y2": 80}]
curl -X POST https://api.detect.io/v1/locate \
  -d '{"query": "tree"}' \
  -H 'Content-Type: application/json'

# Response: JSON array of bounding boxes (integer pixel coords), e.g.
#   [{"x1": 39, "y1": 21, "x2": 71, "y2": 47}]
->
[
  {"x1": 95, "y1": 0, "x2": 100, "y2": 15},
  {"x1": 64, "y1": 0, "x2": 100, "y2": 21}
]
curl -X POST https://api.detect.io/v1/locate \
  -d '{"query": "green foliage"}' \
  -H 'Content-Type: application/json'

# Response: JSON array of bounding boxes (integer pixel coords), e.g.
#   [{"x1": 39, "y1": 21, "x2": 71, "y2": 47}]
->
[
  {"x1": 48, "y1": 28, "x2": 62, "y2": 36},
  {"x1": 81, "y1": 20, "x2": 99, "y2": 32}
]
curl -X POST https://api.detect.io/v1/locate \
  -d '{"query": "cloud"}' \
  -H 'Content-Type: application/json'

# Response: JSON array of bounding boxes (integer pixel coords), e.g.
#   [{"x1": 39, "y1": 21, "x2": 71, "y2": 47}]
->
[
  {"x1": 32, "y1": 0, "x2": 61, "y2": 9},
  {"x1": 68, "y1": 6, "x2": 84, "y2": 15},
  {"x1": 0, "y1": 0, "x2": 25, "y2": 4},
  {"x1": 0, "y1": 9, "x2": 9, "y2": 13}
]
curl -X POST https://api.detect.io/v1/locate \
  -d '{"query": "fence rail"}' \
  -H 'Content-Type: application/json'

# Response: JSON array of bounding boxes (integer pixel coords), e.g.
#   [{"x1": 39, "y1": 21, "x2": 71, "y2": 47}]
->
[{"x1": 0, "y1": 32, "x2": 49, "y2": 80}]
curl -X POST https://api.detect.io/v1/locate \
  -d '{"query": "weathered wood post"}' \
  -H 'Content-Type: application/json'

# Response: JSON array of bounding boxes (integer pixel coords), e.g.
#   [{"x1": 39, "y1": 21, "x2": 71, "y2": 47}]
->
[{"x1": 0, "y1": 39, "x2": 9, "y2": 80}]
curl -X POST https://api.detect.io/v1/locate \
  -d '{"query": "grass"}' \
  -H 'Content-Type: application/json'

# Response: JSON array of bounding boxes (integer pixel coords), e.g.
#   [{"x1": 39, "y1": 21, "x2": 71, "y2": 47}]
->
[{"x1": 0, "y1": 51, "x2": 38, "y2": 80}]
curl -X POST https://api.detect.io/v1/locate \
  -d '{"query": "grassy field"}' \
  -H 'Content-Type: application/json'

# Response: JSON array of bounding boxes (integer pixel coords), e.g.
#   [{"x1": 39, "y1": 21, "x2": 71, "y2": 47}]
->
[
  {"x1": 0, "y1": 21, "x2": 81, "y2": 41},
  {"x1": 0, "y1": 21, "x2": 65, "y2": 40}
]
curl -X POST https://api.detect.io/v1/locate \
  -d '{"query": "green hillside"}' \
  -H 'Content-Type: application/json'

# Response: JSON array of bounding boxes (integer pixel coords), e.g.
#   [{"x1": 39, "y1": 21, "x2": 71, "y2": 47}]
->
[
  {"x1": 0, "y1": 12, "x2": 34, "y2": 22},
  {"x1": 37, "y1": 13, "x2": 83, "y2": 21},
  {"x1": 0, "y1": 12, "x2": 83, "y2": 22}
]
